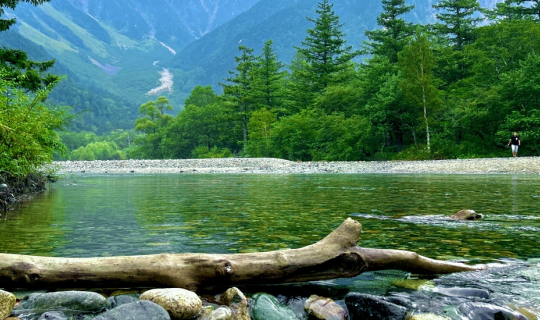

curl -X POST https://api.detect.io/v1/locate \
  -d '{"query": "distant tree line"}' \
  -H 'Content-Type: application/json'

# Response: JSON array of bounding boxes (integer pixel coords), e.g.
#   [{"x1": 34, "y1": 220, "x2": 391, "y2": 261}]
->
[{"x1": 76, "y1": 0, "x2": 540, "y2": 161}]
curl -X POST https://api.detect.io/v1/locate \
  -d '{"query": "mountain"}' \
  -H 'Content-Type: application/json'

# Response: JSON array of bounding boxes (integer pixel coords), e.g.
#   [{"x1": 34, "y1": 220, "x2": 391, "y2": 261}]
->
[{"x1": 2, "y1": 0, "x2": 259, "y2": 120}]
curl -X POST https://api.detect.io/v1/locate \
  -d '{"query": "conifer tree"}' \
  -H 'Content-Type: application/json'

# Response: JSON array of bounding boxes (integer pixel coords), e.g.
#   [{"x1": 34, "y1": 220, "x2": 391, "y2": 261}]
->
[
  {"x1": 252, "y1": 40, "x2": 285, "y2": 112},
  {"x1": 433, "y1": 0, "x2": 482, "y2": 51},
  {"x1": 295, "y1": 0, "x2": 358, "y2": 92},
  {"x1": 365, "y1": 0, "x2": 416, "y2": 64},
  {"x1": 488, "y1": 0, "x2": 540, "y2": 21},
  {"x1": 221, "y1": 46, "x2": 257, "y2": 146}
]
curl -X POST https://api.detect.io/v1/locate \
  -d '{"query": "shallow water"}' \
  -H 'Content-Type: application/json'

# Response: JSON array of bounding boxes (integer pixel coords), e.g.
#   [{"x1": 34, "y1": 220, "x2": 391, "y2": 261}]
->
[
  {"x1": 1, "y1": 173, "x2": 539, "y2": 261},
  {"x1": 1, "y1": 173, "x2": 540, "y2": 318}
]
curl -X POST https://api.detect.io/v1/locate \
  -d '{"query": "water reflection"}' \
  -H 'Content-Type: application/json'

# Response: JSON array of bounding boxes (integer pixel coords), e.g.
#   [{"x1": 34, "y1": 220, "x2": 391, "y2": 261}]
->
[{"x1": 0, "y1": 174, "x2": 539, "y2": 262}]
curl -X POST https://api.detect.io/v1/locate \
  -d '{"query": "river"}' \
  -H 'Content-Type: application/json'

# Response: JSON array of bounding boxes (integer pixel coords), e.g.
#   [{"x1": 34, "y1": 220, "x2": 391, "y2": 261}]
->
[{"x1": 1, "y1": 173, "x2": 539, "y2": 316}]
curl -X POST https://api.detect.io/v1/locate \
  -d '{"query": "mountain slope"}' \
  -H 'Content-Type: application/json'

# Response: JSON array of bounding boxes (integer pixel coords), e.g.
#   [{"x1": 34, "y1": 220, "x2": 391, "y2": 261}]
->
[{"x1": 4, "y1": 0, "x2": 259, "y2": 109}]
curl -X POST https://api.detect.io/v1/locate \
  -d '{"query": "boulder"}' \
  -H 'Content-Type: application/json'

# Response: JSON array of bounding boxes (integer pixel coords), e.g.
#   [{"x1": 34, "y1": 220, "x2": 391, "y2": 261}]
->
[
  {"x1": 450, "y1": 210, "x2": 483, "y2": 220},
  {"x1": 434, "y1": 287, "x2": 490, "y2": 299},
  {"x1": 220, "y1": 287, "x2": 249, "y2": 320},
  {"x1": 139, "y1": 288, "x2": 202, "y2": 320},
  {"x1": 251, "y1": 293, "x2": 298, "y2": 320},
  {"x1": 345, "y1": 293, "x2": 409, "y2": 320},
  {"x1": 0, "y1": 290, "x2": 16, "y2": 320},
  {"x1": 37, "y1": 311, "x2": 70, "y2": 320},
  {"x1": 106, "y1": 294, "x2": 139, "y2": 309},
  {"x1": 304, "y1": 295, "x2": 347, "y2": 320},
  {"x1": 199, "y1": 306, "x2": 232, "y2": 320},
  {"x1": 458, "y1": 302, "x2": 528, "y2": 320},
  {"x1": 93, "y1": 300, "x2": 171, "y2": 320},
  {"x1": 13, "y1": 291, "x2": 107, "y2": 314}
]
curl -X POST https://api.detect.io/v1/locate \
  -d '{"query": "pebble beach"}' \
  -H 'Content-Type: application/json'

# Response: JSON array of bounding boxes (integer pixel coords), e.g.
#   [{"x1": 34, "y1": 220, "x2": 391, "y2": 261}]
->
[{"x1": 52, "y1": 156, "x2": 540, "y2": 175}]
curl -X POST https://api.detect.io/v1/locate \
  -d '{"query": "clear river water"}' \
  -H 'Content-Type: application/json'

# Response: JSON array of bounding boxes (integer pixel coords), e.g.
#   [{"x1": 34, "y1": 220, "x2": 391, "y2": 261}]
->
[{"x1": 1, "y1": 173, "x2": 540, "y2": 317}]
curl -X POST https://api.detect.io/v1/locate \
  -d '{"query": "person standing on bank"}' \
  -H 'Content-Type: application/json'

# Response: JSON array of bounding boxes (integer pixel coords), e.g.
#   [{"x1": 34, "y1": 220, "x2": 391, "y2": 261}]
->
[{"x1": 507, "y1": 132, "x2": 521, "y2": 157}]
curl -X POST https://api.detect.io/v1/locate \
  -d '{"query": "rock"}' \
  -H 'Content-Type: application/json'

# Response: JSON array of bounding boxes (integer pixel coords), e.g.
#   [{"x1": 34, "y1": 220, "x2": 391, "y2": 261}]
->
[
  {"x1": 458, "y1": 302, "x2": 528, "y2": 320},
  {"x1": 106, "y1": 294, "x2": 139, "y2": 309},
  {"x1": 304, "y1": 295, "x2": 347, "y2": 320},
  {"x1": 14, "y1": 291, "x2": 107, "y2": 314},
  {"x1": 409, "y1": 314, "x2": 450, "y2": 320},
  {"x1": 450, "y1": 210, "x2": 483, "y2": 220},
  {"x1": 139, "y1": 288, "x2": 202, "y2": 320},
  {"x1": 220, "y1": 287, "x2": 250, "y2": 320},
  {"x1": 251, "y1": 293, "x2": 298, "y2": 320},
  {"x1": 434, "y1": 287, "x2": 490, "y2": 299},
  {"x1": 37, "y1": 311, "x2": 70, "y2": 320},
  {"x1": 0, "y1": 290, "x2": 17, "y2": 320},
  {"x1": 345, "y1": 293, "x2": 409, "y2": 320},
  {"x1": 199, "y1": 306, "x2": 232, "y2": 320},
  {"x1": 93, "y1": 301, "x2": 171, "y2": 320}
]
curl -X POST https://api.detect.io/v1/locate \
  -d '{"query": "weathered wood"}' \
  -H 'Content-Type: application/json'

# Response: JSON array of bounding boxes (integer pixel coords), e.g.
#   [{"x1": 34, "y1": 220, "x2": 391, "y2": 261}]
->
[{"x1": 0, "y1": 219, "x2": 482, "y2": 290}]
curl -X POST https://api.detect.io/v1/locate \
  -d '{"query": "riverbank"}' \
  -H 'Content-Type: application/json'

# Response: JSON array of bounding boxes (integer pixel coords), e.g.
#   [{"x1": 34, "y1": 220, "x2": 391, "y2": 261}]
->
[{"x1": 51, "y1": 157, "x2": 540, "y2": 174}]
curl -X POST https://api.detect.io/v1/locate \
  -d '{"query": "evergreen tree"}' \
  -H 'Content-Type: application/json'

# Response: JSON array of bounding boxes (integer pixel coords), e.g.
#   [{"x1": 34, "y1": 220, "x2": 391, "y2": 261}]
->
[
  {"x1": 364, "y1": 0, "x2": 416, "y2": 64},
  {"x1": 295, "y1": 0, "x2": 358, "y2": 92},
  {"x1": 252, "y1": 40, "x2": 286, "y2": 112},
  {"x1": 488, "y1": 0, "x2": 540, "y2": 21},
  {"x1": 433, "y1": 0, "x2": 482, "y2": 51},
  {"x1": 221, "y1": 45, "x2": 257, "y2": 147}
]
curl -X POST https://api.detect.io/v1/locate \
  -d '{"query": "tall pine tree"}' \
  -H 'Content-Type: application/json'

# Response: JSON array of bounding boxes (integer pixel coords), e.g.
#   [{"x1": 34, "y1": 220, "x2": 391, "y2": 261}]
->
[
  {"x1": 364, "y1": 0, "x2": 416, "y2": 64},
  {"x1": 221, "y1": 46, "x2": 257, "y2": 147},
  {"x1": 295, "y1": 0, "x2": 358, "y2": 92}
]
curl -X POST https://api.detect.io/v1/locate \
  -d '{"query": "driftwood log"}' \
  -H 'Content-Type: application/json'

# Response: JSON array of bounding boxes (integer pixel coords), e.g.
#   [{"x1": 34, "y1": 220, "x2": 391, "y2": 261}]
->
[{"x1": 0, "y1": 218, "x2": 482, "y2": 290}]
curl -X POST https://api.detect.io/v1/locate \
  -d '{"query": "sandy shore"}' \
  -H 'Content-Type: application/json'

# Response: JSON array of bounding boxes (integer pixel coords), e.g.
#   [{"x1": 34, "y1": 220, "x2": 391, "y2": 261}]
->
[{"x1": 51, "y1": 157, "x2": 540, "y2": 175}]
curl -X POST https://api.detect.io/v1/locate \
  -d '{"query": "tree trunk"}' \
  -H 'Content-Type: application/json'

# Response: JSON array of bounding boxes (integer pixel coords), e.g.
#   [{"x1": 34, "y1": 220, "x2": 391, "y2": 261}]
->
[{"x1": 0, "y1": 219, "x2": 481, "y2": 291}]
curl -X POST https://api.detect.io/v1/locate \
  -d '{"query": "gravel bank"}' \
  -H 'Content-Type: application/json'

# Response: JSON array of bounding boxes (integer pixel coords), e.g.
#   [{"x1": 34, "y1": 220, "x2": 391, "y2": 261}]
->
[{"x1": 51, "y1": 157, "x2": 540, "y2": 175}]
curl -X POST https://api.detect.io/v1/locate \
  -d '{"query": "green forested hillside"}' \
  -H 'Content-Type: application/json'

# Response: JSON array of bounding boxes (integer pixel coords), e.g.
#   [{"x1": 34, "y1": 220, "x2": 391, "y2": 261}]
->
[{"x1": 0, "y1": 30, "x2": 138, "y2": 132}]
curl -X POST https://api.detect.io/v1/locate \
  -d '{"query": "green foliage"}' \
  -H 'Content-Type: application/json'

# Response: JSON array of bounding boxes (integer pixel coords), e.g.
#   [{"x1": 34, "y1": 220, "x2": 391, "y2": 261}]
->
[
  {"x1": 399, "y1": 32, "x2": 442, "y2": 151},
  {"x1": 72, "y1": 141, "x2": 124, "y2": 161},
  {"x1": 0, "y1": 75, "x2": 68, "y2": 177},
  {"x1": 133, "y1": 96, "x2": 174, "y2": 159},
  {"x1": 192, "y1": 146, "x2": 233, "y2": 159},
  {"x1": 184, "y1": 85, "x2": 219, "y2": 108}
]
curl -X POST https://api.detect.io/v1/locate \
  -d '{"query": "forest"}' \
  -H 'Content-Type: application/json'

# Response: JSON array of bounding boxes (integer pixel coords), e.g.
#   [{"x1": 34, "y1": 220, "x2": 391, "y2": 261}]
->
[{"x1": 66, "y1": 0, "x2": 535, "y2": 162}]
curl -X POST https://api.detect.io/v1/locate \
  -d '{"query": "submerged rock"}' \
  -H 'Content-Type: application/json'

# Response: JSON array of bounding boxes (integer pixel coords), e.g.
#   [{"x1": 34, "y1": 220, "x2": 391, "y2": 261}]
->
[
  {"x1": 450, "y1": 210, "x2": 483, "y2": 220},
  {"x1": 251, "y1": 293, "x2": 298, "y2": 320},
  {"x1": 14, "y1": 291, "x2": 107, "y2": 314},
  {"x1": 434, "y1": 287, "x2": 490, "y2": 299},
  {"x1": 37, "y1": 311, "x2": 70, "y2": 320},
  {"x1": 304, "y1": 295, "x2": 347, "y2": 320},
  {"x1": 139, "y1": 288, "x2": 202, "y2": 319},
  {"x1": 220, "y1": 287, "x2": 250, "y2": 320},
  {"x1": 345, "y1": 293, "x2": 409, "y2": 320},
  {"x1": 199, "y1": 306, "x2": 232, "y2": 320},
  {"x1": 458, "y1": 302, "x2": 528, "y2": 320},
  {"x1": 93, "y1": 300, "x2": 170, "y2": 320},
  {"x1": 0, "y1": 290, "x2": 17, "y2": 320}
]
